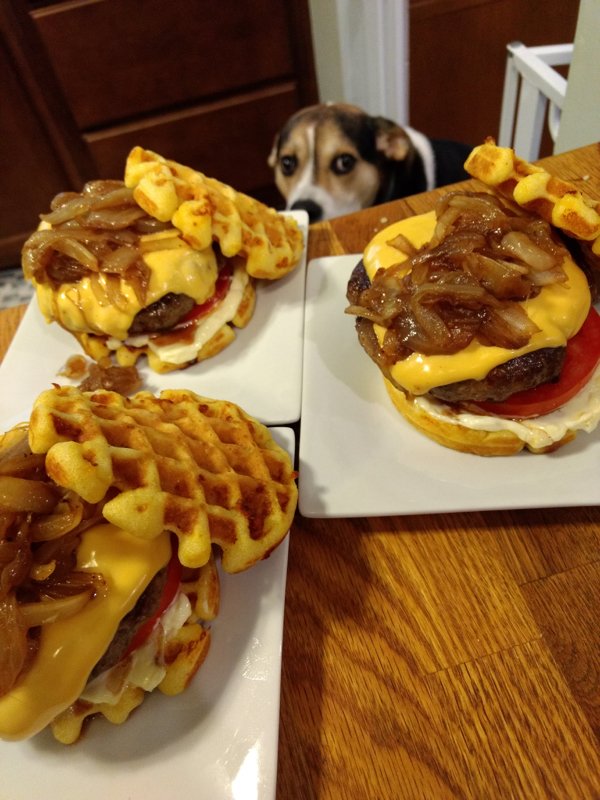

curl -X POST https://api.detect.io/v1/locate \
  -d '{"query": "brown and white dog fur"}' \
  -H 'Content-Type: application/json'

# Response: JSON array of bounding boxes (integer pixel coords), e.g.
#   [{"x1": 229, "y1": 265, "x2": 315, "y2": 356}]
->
[{"x1": 268, "y1": 103, "x2": 473, "y2": 222}]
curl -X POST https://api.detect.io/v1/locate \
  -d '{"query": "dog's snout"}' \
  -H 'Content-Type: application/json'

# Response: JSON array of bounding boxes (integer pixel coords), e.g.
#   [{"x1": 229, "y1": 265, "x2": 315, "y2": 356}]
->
[{"x1": 290, "y1": 199, "x2": 323, "y2": 223}]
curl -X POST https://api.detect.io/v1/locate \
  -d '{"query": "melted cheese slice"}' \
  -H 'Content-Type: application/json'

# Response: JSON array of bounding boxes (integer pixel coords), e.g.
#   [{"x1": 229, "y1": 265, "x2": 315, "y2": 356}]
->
[
  {"x1": 363, "y1": 211, "x2": 592, "y2": 395},
  {"x1": 0, "y1": 525, "x2": 170, "y2": 740},
  {"x1": 35, "y1": 230, "x2": 218, "y2": 340}
]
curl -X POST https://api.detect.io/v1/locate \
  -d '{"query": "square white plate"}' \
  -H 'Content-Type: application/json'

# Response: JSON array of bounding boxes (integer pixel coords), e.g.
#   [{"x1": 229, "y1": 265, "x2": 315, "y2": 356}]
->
[
  {"x1": 298, "y1": 255, "x2": 600, "y2": 518},
  {"x1": 0, "y1": 211, "x2": 308, "y2": 427},
  {"x1": 0, "y1": 427, "x2": 294, "y2": 800}
]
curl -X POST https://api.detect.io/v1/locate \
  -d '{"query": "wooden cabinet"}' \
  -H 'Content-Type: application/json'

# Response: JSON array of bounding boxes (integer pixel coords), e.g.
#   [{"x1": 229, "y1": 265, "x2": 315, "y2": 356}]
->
[
  {"x1": 0, "y1": 0, "x2": 317, "y2": 268},
  {"x1": 0, "y1": 36, "x2": 69, "y2": 267},
  {"x1": 0, "y1": 1, "x2": 93, "y2": 268},
  {"x1": 409, "y1": 0, "x2": 579, "y2": 153}
]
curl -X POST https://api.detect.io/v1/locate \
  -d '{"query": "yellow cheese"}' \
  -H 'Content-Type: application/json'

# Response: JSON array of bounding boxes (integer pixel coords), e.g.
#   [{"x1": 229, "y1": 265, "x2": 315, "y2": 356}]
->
[
  {"x1": 363, "y1": 212, "x2": 591, "y2": 395},
  {"x1": 363, "y1": 211, "x2": 438, "y2": 275},
  {"x1": 0, "y1": 524, "x2": 170, "y2": 740},
  {"x1": 35, "y1": 233, "x2": 218, "y2": 340}
]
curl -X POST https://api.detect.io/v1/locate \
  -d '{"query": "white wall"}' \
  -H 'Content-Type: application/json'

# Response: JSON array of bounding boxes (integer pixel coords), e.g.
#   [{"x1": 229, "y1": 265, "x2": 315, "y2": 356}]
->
[
  {"x1": 307, "y1": 0, "x2": 345, "y2": 103},
  {"x1": 307, "y1": 0, "x2": 410, "y2": 124},
  {"x1": 555, "y1": 0, "x2": 600, "y2": 153}
]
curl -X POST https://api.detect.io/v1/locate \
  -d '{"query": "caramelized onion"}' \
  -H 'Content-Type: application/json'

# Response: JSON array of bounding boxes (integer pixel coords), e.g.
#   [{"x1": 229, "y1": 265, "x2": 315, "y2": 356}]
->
[
  {"x1": 29, "y1": 497, "x2": 84, "y2": 541},
  {"x1": 387, "y1": 232, "x2": 417, "y2": 256},
  {"x1": 86, "y1": 186, "x2": 135, "y2": 209},
  {"x1": 480, "y1": 305, "x2": 540, "y2": 349},
  {"x1": 0, "y1": 525, "x2": 32, "y2": 598},
  {"x1": 0, "y1": 477, "x2": 58, "y2": 513},
  {"x1": 19, "y1": 590, "x2": 92, "y2": 628},
  {"x1": 29, "y1": 561, "x2": 56, "y2": 581},
  {"x1": 529, "y1": 268, "x2": 567, "y2": 286},
  {"x1": 134, "y1": 216, "x2": 172, "y2": 234},
  {"x1": 0, "y1": 594, "x2": 28, "y2": 695},
  {"x1": 411, "y1": 277, "x2": 491, "y2": 307},
  {"x1": 345, "y1": 304, "x2": 387, "y2": 326},
  {"x1": 50, "y1": 237, "x2": 99, "y2": 271},
  {"x1": 125, "y1": 261, "x2": 150, "y2": 305},
  {"x1": 22, "y1": 179, "x2": 165, "y2": 305},
  {"x1": 0, "y1": 434, "x2": 45, "y2": 479},
  {"x1": 41, "y1": 196, "x2": 92, "y2": 225},
  {"x1": 86, "y1": 207, "x2": 146, "y2": 230},
  {"x1": 83, "y1": 179, "x2": 125, "y2": 195},
  {"x1": 102, "y1": 245, "x2": 139, "y2": 274},
  {"x1": 0, "y1": 540, "x2": 18, "y2": 566},
  {"x1": 50, "y1": 191, "x2": 79, "y2": 210},
  {"x1": 495, "y1": 231, "x2": 558, "y2": 270},
  {"x1": 78, "y1": 362, "x2": 142, "y2": 396},
  {"x1": 346, "y1": 191, "x2": 569, "y2": 360},
  {"x1": 462, "y1": 253, "x2": 532, "y2": 300}
]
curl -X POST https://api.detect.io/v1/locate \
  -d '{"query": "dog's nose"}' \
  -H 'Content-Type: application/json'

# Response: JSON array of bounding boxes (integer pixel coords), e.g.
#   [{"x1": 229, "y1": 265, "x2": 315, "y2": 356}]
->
[{"x1": 290, "y1": 199, "x2": 323, "y2": 223}]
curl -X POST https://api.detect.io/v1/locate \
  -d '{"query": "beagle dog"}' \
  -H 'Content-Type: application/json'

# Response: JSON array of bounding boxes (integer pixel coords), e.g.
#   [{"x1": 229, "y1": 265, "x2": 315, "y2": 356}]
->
[{"x1": 268, "y1": 103, "x2": 473, "y2": 222}]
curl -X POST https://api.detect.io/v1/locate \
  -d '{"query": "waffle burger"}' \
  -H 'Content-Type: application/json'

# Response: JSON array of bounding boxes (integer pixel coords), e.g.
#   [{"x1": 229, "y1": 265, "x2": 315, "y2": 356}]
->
[
  {"x1": 22, "y1": 147, "x2": 304, "y2": 374},
  {"x1": 346, "y1": 145, "x2": 600, "y2": 455},
  {"x1": 0, "y1": 386, "x2": 297, "y2": 742}
]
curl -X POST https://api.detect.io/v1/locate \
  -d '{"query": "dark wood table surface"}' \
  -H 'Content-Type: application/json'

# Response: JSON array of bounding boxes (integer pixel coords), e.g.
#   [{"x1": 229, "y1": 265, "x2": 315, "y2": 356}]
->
[{"x1": 1, "y1": 143, "x2": 600, "y2": 799}]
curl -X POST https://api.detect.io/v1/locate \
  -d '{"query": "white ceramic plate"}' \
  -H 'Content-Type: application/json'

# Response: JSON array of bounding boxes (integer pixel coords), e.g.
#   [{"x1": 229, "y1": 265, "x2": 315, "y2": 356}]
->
[
  {"x1": 0, "y1": 211, "x2": 308, "y2": 427},
  {"x1": 298, "y1": 255, "x2": 600, "y2": 518},
  {"x1": 0, "y1": 427, "x2": 293, "y2": 800}
]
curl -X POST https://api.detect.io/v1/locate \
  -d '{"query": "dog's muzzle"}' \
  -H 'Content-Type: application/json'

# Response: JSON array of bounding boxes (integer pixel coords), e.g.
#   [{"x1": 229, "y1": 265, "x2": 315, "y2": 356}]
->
[{"x1": 289, "y1": 199, "x2": 323, "y2": 223}]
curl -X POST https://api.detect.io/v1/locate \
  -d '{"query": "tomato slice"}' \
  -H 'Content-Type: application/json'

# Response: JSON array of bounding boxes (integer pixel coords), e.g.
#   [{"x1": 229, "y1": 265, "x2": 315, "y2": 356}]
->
[
  {"x1": 473, "y1": 307, "x2": 600, "y2": 419},
  {"x1": 124, "y1": 549, "x2": 182, "y2": 656},
  {"x1": 179, "y1": 264, "x2": 234, "y2": 325}
]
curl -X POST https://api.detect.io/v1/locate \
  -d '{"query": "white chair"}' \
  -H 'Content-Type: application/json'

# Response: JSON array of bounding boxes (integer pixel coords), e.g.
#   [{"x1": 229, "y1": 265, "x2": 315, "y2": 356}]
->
[{"x1": 498, "y1": 41, "x2": 573, "y2": 161}]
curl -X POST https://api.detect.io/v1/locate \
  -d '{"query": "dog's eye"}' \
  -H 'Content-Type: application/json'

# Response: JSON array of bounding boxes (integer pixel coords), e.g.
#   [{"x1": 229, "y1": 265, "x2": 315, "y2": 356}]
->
[
  {"x1": 279, "y1": 155, "x2": 297, "y2": 176},
  {"x1": 331, "y1": 154, "x2": 357, "y2": 175}
]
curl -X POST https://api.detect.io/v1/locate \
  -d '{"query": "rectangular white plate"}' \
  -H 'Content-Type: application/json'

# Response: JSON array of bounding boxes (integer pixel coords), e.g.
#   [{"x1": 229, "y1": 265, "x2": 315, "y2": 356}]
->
[
  {"x1": 298, "y1": 255, "x2": 600, "y2": 518},
  {"x1": 0, "y1": 427, "x2": 294, "y2": 800},
  {"x1": 0, "y1": 211, "x2": 308, "y2": 427}
]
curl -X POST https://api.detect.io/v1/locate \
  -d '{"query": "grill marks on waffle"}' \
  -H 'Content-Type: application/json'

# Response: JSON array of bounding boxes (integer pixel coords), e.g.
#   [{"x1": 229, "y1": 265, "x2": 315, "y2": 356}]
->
[
  {"x1": 30, "y1": 387, "x2": 297, "y2": 573},
  {"x1": 464, "y1": 139, "x2": 600, "y2": 244},
  {"x1": 124, "y1": 146, "x2": 304, "y2": 279}
]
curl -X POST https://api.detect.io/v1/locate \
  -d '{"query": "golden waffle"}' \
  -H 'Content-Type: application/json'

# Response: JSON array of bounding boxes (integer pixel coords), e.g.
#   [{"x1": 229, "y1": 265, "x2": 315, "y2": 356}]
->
[
  {"x1": 464, "y1": 138, "x2": 600, "y2": 253},
  {"x1": 51, "y1": 685, "x2": 145, "y2": 745},
  {"x1": 125, "y1": 146, "x2": 304, "y2": 279},
  {"x1": 50, "y1": 620, "x2": 212, "y2": 744},
  {"x1": 29, "y1": 386, "x2": 298, "y2": 573}
]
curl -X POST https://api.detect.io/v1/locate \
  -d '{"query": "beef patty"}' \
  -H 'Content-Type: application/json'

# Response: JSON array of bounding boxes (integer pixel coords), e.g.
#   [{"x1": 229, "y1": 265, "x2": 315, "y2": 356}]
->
[
  {"x1": 128, "y1": 293, "x2": 195, "y2": 335},
  {"x1": 89, "y1": 565, "x2": 168, "y2": 678},
  {"x1": 347, "y1": 260, "x2": 565, "y2": 403}
]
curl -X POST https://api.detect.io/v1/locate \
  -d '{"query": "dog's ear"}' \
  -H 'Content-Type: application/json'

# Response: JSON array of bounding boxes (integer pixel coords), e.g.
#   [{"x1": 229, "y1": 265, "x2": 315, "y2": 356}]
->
[
  {"x1": 267, "y1": 134, "x2": 280, "y2": 168},
  {"x1": 373, "y1": 117, "x2": 411, "y2": 161}
]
